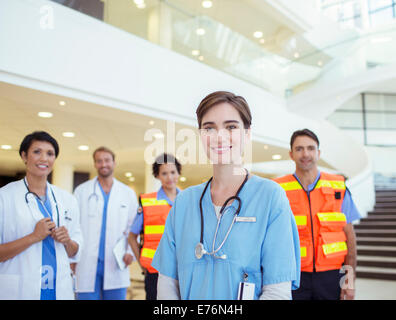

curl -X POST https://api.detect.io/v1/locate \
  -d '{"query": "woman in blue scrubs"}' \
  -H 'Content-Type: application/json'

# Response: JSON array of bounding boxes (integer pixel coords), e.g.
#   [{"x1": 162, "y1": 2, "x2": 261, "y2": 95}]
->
[{"x1": 152, "y1": 91, "x2": 301, "y2": 300}]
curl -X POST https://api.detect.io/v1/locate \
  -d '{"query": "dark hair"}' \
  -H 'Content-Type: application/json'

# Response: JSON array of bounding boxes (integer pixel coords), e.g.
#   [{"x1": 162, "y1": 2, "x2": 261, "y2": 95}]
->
[
  {"x1": 152, "y1": 153, "x2": 182, "y2": 177},
  {"x1": 93, "y1": 146, "x2": 116, "y2": 161},
  {"x1": 19, "y1": 131, "x2": 59, "y2": 158},
  {"x1": 196, "y1": 91, "x2": 252, "y2": 129},
  {"x1": 290, "y1": 129, "x2": 320, "y2": 149}
]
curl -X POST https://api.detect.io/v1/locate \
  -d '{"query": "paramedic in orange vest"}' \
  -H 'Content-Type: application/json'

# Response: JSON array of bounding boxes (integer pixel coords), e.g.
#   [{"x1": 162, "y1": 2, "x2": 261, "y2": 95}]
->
[
  {"x1": 274, "y1": 129, "x2": 360, "y2": 300},
  {"x1": 128, "y1": 153, "x2": 181, "y2": 300}
]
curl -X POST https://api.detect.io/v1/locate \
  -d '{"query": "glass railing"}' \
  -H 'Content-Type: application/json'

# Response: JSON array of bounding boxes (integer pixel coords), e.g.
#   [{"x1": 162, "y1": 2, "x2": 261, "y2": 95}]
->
[{"x1": 51, "y1": 0, "x2": 396, "y2": 98}]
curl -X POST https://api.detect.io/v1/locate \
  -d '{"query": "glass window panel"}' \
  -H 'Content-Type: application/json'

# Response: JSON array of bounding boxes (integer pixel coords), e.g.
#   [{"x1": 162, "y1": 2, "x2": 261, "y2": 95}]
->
[
  {"x1": 365, "y1": 94, "x2": 396, "y2": 112},
  {"x1": 366, "y1": 130, "x2": 396, "y2": 145},
  {"x1": 368, "y1": 0, "x2": 393, "y2": 11},
  {"x1": 370, "y1": 7, "x2": 394, "y2": 27},
  {"x1": 366, "y1": 112, "x2": 396, "y2": 129},
  {"x1": 327, "y1": 112, "x2": 363, "y2": 128},
  {"x1": 341, "y1": 129, "x2": 366, "y2": 145},
  {"x1": 338, "y1": 95, "x2": 363, "y2": 111}
]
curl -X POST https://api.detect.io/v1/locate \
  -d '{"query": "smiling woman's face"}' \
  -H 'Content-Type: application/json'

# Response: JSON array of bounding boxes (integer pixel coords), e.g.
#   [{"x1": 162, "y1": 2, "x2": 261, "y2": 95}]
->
[
  {"x1": 199, "y1": 102, "x2": 250, "y2": 165},
  {"x1": 21, "y1": 140, "x2": 56, "y2": 178}
]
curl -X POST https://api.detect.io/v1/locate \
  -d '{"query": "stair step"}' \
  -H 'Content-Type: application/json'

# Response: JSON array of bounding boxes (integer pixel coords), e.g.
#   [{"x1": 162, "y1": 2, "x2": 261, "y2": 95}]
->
[
  {"x1": 357, "y1": 245, "x2": 396, "y2": 257},
  {"x1": 355, "y1": 222, "x2": 396, "y2": 230},
  {"x1": 375, "y1": 197, "x2": 396, "y2": 203},
  {"x1": 361, "y1": 216, "x2": 396, "y2": 222},
  {"x1": 356, "y1": 266, "x2": 396, "y2": 281},
  {"x1": 368, "y1": 209, "x2": 396, "y2": 215},
  {"x1": 374, "y1": 202, "x2": 396, "y2": 209},
  {"x1": 358, "y1": 255, "x2": 396, "y2": 269},
  {"x1": 355, "y1": 230, "x2": 396, "y2": 238},
  {"x1": 357, "y1": 237, "x2": 396, "y2": 246}
]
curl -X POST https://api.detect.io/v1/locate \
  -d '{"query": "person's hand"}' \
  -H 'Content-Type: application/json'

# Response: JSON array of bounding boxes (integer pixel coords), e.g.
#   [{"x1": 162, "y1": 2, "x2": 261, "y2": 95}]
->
[
  {"x1": 340, "y1": 288, "x2": 355, "y2": 300},
  {"x1": 31, "y1": 218, "x2": 56, "y2": 242},
  {"x1": 51, "y1": 226, "x2": 71, "y2": 245},
  {"x1": 123, "y1": 253, "x2": 133, "y2": 267},
  {"x1": 70, "y1": 263, "x2": 77, "y2": 274}
]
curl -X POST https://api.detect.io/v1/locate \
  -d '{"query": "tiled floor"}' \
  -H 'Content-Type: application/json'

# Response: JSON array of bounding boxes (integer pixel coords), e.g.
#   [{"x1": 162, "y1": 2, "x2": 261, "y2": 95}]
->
[{"x1": 127, "y1": 262, "x2": 396, "y2": 300}]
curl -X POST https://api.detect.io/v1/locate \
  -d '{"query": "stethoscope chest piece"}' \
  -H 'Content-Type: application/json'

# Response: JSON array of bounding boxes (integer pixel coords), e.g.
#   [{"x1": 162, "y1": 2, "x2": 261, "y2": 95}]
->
[{"x1": 195, "y1": 242, "x2": 206, "y2": 259}]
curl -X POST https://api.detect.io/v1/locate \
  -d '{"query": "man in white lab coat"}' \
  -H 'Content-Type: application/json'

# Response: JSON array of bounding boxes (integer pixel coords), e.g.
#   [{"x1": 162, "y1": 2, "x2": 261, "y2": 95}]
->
[{"x1": 74, "y1": 146, "x2": 138, "y2": 300}]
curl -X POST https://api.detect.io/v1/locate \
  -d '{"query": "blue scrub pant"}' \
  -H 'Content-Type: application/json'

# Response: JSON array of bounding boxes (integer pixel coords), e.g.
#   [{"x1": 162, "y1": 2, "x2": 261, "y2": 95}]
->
[{"x1": 77, "y1": 260, "x2": 127, "y2": 300}]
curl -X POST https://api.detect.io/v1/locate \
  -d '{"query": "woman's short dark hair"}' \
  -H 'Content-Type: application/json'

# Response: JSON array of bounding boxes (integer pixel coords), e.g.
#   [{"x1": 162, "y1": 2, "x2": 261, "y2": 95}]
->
[
  {"x1": 19, "y1": 131, "x2": 59, "y2": 158},
  {"x1": 290, "y1": 129, "x2": 320, "y2": 149},
  {"x1": 152, "y1": 153, "x2": 182, "y2": 177}
]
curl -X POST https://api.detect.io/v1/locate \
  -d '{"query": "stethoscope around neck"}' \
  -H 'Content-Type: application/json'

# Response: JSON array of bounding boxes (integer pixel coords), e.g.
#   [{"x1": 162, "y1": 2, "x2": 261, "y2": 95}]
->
[
  {"x1": 23, "y1": 177, "x2": 60, "y2": 227},
  {"x1": 195, "y1": 169, "x2": 249, "y2": 260}
]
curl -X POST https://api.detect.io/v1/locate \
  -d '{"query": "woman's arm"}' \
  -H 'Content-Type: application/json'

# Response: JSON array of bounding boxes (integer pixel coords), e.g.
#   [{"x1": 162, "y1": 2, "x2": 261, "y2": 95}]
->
[{"x1": 0, "y1": 218, "x2": 55, "y2": 262}]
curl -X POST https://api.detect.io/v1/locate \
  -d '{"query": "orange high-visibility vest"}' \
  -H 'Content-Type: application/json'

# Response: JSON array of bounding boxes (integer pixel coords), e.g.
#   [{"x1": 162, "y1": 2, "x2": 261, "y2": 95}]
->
[
  {"x1": 139, "y1": 192, "x2": 171, "y2": 274},
  {"x1": 274, "y1": 172, "x2": 348, "y2": 272}
]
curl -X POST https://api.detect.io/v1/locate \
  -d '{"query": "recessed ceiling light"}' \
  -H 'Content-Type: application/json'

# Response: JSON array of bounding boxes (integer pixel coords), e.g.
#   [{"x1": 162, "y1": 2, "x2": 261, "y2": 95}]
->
[
  {"x1": 192, "y1": 49, "x2": 200, "y2": 56},
  {"x1": 272, "y1": 154, "x2": 282, "y2": 160},
  {"x1": 198, "y1": 55, "x2": 204, "y2": 61},
  {"x1": 317, "y1": 60, "x2": 323, "y2": 67},
  {"x1": 253, "y1": 31, "x2": 263, "y2": 39},
  {"x1": 196, "y1": 28, "x2": 206, "y2": 36},
  {"x1": 125, "y1": 172, "x2": 133, "y2": 177},
  {"x1": 263, "y1": 145, "x2": 268, "y2": 150},
  {"x1": 128, "y1": 177, "x2": 135, "y2": 182},
  {"x1": 259, "y1": 38, "x2": 265, "y2": 44},
  {"x1": 62, "y1": 132, "x2": 75, "y2": 138},
  {"x1": 134, "y1": 0, "x2": 144, "y2": 4},
  {"x1": 149, "y1": 120, "x2": 155, "y2": 126},
  {"x1": 180, "y1": 176, "x2": 187, "y2": 182},
  {"x1": 38, "y1": 112, "x2": 53, "y2": 118},
  {"x1": 136, "y1": 3, "x2": 146, "y2": 9},
  {"x1": 294, "y1": 52, "x2": 300, "y2": 58},
  {"x1": 1, "y1": 145, "x2": 12, "y2": 150},
  {"x1": 59, "y1": 100, "x2": 66, "y2": 106},
  {"x1": 202, "y1": 0, "x2": 213, "y2": 8},
  {"x1": 78, "y1": 145, "x2": 89, "y2": 151}
]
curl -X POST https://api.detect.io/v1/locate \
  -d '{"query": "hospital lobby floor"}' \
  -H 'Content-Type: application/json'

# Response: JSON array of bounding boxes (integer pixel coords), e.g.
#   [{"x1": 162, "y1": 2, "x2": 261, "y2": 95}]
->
[{"x1": 127, "y1": 262, "x2": 396, "y2": 300}]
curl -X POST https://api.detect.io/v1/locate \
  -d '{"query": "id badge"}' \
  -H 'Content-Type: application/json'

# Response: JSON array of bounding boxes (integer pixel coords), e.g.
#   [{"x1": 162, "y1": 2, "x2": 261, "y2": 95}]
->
[{"x1": 237, "y1": 282, "x2": 255, "y2": 300}]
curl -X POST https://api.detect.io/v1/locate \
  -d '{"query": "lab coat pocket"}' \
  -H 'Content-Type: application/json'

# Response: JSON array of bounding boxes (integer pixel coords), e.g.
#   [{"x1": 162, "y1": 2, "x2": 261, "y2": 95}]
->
[{"x1": 0, "y1": 274, "x2": 20, "y2": 300}]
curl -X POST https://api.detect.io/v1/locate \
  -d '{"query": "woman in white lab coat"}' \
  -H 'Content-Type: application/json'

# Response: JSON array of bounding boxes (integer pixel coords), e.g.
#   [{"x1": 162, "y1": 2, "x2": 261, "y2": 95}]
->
[
  {"x1": 0, "y1": 131, "x2": 83, "y2": 300},
  {"x1": 73, "y1": 148, "x2": 138, "y2": 298}
]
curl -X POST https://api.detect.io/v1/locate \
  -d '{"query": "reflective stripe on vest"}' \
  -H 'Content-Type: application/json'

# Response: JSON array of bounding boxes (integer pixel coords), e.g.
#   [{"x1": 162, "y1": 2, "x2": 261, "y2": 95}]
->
[
  {"x1": 322, "y1": 241, "x2": 347, "y2": 256},
  {"x1": 317, "y1": 212, "x2": 346, "y2": 222},
  {"x1": 141, "y1": 198, "x2": 169, "y2": 206},
  {"x1": 279, "y1": 179, "x2": 346, "y2": 192},
  {"x1": 301, "y1": 247, "x2": 307, "y2": 258},
  {"x1": 295, "y1": 215, "x2": 307, "y2": 226},
  {"x1": 141, "y1": 247, "x2": 156, "y2": 259},
  {"x1": 144, "y1": 225, "x2": 165, "y2": 234}
]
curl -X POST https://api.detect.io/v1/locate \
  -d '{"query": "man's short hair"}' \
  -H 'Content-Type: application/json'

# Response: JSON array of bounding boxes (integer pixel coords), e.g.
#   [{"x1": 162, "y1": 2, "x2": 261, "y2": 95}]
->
[
  {"x1": 93, "y1": 146, "x2": 115, "y2": 161},
  {"x1": 290, "y1": 129, "x2": 320, "y2": 149},
  {"x1": 152, "y1": 153, "x2": 182, "y2": 177}
]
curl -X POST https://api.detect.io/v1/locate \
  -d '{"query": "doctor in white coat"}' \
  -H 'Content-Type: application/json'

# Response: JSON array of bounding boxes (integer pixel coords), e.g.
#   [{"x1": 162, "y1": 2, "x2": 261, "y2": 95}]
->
[
  {"x1": 74, "y1": 146, "x2": 138, "y2": 300},
  {"x1": 0, "y1": 131, "x2": 83, "y2": 300}
]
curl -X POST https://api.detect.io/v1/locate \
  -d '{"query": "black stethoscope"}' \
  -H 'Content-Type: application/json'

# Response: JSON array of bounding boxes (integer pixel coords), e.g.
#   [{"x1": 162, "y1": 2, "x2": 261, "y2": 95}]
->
[
  {"x1": 195, "y1": 169, "x2": 249, "y2": 260},
  {"x1": 23, "y1": 177, "x2": 60, "y2": 227}
]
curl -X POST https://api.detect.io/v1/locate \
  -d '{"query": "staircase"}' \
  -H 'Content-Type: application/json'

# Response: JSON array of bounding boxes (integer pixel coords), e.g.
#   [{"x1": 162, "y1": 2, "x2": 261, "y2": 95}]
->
[{"x1": 355, "y1": 189, "x2": 396, "y2": 281}]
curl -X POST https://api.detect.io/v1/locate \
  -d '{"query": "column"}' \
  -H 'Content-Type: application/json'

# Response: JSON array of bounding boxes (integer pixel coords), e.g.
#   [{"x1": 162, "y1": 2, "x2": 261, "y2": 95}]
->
[{"x1": 52, "y1": 162, "x2": 74, "y2": 193}]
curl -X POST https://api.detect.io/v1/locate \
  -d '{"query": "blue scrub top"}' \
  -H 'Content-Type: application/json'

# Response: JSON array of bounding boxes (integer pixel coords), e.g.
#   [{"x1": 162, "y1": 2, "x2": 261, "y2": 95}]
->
[
  {"x1": 98, "y1": 183, "x2": 111, "y2": 263},
  {"x1": 151, "y1": 175, "x2": 301, "y2": 300},
  {"x1": 293, "y1": 171, "x2": 361, "y2": 223},
  {"x1": 35, "y1": 190, "x2": 57, "y2": 300},
  {"x1": 130, "y1": 187, "x2": 180, "y2": 235}
]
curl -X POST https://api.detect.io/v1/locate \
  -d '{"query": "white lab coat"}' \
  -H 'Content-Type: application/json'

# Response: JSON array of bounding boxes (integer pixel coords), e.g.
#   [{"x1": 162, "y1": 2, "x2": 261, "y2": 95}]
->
[
  {"x1": 73, "y1": 177, "x2": 138, "y2": 292},
  {"x1": 0, "y1": 179, "x2": 83, "y2": 300}
]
